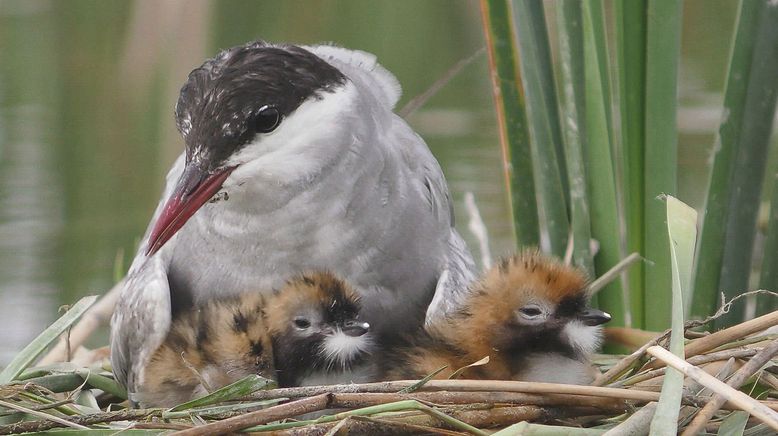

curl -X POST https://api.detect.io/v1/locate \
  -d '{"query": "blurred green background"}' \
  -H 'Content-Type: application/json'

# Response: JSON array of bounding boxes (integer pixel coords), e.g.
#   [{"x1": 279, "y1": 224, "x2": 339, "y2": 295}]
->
[{"x1": 0, "y1": 0, "x2": 738, "y2": 364}]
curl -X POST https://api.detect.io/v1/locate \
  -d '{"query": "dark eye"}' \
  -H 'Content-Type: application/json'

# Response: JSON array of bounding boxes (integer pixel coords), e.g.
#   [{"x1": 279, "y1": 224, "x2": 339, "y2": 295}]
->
[
  {"x1": 252, "y1": 105, "x2": 281, "y2": 133},
  {"x1": 293, "y1": 317, "x2": 311, "y2": 329},
  {"x1": 519, "y1": 306, "x2": 542, "y2": 317}
]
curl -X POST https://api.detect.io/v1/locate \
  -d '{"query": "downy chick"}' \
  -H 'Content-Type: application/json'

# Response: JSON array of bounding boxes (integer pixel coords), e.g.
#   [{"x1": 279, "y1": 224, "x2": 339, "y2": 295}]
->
[
  {"x1": 138, "y1": 293, "x2": 274, "y2": 407},
  {"x1": 264, "y1": 272, "x2": 374, "y2": 387},
  {"x1": 380, "y1": 250, "x2": 610, "y2": 384}
]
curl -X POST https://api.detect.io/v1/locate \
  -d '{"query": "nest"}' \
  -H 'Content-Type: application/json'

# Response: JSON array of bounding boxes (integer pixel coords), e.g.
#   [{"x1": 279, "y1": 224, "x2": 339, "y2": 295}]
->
[{"x1": 0, "y1": 308, "x2": 776, "y2": 435}]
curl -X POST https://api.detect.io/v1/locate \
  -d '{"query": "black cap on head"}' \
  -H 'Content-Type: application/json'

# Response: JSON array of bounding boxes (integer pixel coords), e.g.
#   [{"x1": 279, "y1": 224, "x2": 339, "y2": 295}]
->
[{"x1": 175, "y1": 40, "x2": 347, "y2": 168}]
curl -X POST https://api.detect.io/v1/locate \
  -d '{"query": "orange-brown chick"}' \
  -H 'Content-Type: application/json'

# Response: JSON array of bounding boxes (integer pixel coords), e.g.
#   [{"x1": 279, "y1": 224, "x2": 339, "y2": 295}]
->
[
  {"x1": 138, "y1": 292, "x2": 274, "y2": 407},
  {"x1": 379, "y1": 250, "x2": 610, "y2": 384}
]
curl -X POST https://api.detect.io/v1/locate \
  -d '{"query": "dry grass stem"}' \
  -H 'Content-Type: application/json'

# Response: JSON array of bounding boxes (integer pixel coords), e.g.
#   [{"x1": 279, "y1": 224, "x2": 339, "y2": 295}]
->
[
  {"x1": 680, "y1": 338, "x2": 778, "y2": 436},
  {"x1": 593, "y1": 336, "x2": 663, "y2": 386},
  {"x1": 646, "y1": 345, "x2": 778, "y2": 431},
  {"x1": 683, "y1": 309, "x2": 778, "y2": 357},
  {"x1": 615, "y1": 347, "x2": 759, "y2": 387},
  {"x1": 602, "y1": 402, "x2": 657, "y2": 436},
  {"x1": 170, "y1": 393, "x2": 332, "y2": 436},
  {"x1": 0, "y1": 407, "x2": 161, "y2": 435},
  {"x1": 0, "y1": 399, "x2": 87, "y2": 431},
  {"x1": 246, "y1": 380, "x2": 664, "y2": 403},
  {"x1": 328, "y1": 391, "x2": 627, "y2": 411},
  {"x1": 642, "y1": 310, "x2": 778, "y2": 370},
  {"x1": 589, "y1": 252, "x2": 642, "y2": 296},
  {"x1": 37, "y1": 282, "x2": 123, "y2": 366}
]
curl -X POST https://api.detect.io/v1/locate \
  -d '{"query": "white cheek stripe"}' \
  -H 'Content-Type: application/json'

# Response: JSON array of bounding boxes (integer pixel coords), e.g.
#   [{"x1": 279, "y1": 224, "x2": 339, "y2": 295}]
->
[
  {"x1": 562, "y1": 321, "x2": 603, "y2": 355},
  {"x1": 321, "y1": 330, "x2": 372, "y2": 367},
  {"x1": 224, "y1": 82, "x2": 359, "y2": 181}
]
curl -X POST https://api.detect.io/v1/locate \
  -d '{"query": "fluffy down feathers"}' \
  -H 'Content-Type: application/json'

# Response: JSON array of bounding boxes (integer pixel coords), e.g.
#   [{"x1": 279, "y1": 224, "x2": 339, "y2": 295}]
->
[{"x1": 378, "y1": 250, "x2": 605, "y2": 385}]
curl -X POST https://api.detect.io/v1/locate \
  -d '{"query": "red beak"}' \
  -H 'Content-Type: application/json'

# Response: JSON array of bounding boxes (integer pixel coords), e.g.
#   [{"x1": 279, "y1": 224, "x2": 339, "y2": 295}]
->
[{"x1": 145, "y1": 164, "x2": 235, "y2": 256}]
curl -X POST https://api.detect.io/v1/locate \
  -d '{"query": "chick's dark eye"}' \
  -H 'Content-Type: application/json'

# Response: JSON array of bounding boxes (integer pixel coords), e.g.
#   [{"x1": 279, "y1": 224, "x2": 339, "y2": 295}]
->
[
  {"x1": 293, "y1": 317, "x2": 311, "y2": 329},
  {"x1": 519, "y1": 306, "x2": 542, "y2": 317},
  {"x1": 252, "y1": 105, "x2": 281, "y2": 133}
]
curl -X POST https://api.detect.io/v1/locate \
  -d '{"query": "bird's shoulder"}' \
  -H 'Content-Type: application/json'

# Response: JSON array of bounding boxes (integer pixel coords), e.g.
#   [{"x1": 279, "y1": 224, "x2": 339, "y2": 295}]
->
[{"x1": 305, "y1": 44, "x2": 401, "y2": 109}]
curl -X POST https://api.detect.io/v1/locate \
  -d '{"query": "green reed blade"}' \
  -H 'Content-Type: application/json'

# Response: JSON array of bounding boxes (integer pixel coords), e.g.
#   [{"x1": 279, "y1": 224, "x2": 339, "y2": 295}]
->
[
  {"x1": 758, "y1": 165, "x2": 778, "y2": 315},
  {"x1": 692, "y1": 0, "x2": 772, "y2": 322},
  {"x1": 479, "y1": 0, "x2": 540, "y2": 248},
  {"x1": 556, "y1": 0, "x2": 594, "y2": 276},
  {"x1": 614, "y1": 0, "x2": 647, "y2": 328},
  {"x1": 643, "y1": 0, "x2": 682, "y2": 330},
  {"x1": 582, "y1": 0, "x2": 626, "y2": 326},
  {"x1": 0, "y1": 296, "x2": 97, "y2": 384},
  {"x1": 512, "y1": 0, "x2": 570, "y2": 256},
  {"x1": 650, "y1": 195, "x2": 697, "y2": 435},
  {"x1": 715, "y1": 0, "x2": 778, "y2": 327}
]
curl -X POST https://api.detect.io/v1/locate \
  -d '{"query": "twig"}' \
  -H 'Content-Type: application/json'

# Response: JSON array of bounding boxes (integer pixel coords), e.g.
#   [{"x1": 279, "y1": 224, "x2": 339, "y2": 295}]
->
[
  {"x1": 681, "y1": 338, "x2": 778, "y2": 436},
  {"x1": 604, "y1": 327, "x2": 662, "y2": 350},
  {"x1": 274, "y1": 406, "x2": 546, "y2": 435},
  {"x1": 603, "y1": 402, "x2": 657, "y2": 436},
  {"x1": 170, "y1": 393, "x2": 332, "y2": 436},
  {"x1": 134, "y1": 422, "x2": 192, "y2": 431},
  {"x1": 688, "y1": 290, "x2": 778, "y2": 331},
  {"x1": 399, "y1": 366, "x2": 448, "y2": 393},
  {"x1": 322, "y1": 416, "x2": 350, "y2": 436},
  {"x1": 279, "y1": 415, "x2": 464, "y2": 436},
  {"x1": 179, "y1": 352, "x2": 212, "y2": 393},
  {"x1": 347, "y1": 415, "x2": 467, "y2": 436},
  {"x1": 593, "y1": 335, "x2": 664, "y2": 386},
  {"x1": 38, "y1": 281, "x2": 123, "y2": 365},
  {"x1": 398, "y1": 47, "x2": 486, "y2": 118},
  {"x1": 601, "y1": 293, "x2": 778, "y2": 379},
  {"x1": 646, "y1": 346, "x2": 778, "y2": 431},
  {"x1": 687, "y1": 348, "x2": 758, "y2": 366},
  {"x1": 759, "y1": 369, "x2": 778, "y2": 391},
  {"x1": 0, "y1": 398, "x2": 74, "y2": 417},
  {"x1": 325, "y1": 392, "x2": 626, "y2": 412},
  {"x1": 0, "y1": 408, "x2": 161, "y2": 435},
  {"x1": 0, "y1": 399, "x2": 87, "y2": 431},
  {"x1": 251, "y1": 401, "x2": 542, "y2": 434},
  {"x1": 709, "y1": 334, "x2": 778, "y2": 353},
  {"x1": 407, "y1": 405, "x2": 548, "y2": 433},
  {"x1": 645, "y1": 309, "x2": 778, "y2": 370},
  {"x1": 614, "y1": 348, "x2": 759, "y2": 387},
  {"x1": 589, "y1": 253, "x2": 642, "y2": 296},
  {"x1": 246, "y1": 379, "x2": 664, "y2": 403}
]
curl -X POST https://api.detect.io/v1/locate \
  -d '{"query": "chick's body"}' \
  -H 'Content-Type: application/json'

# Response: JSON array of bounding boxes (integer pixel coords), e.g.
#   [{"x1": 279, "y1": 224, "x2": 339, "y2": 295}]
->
[
  {"x1": 264, "y1": 272, "x2": 375, "y2": 387},
  {"x1": 379, "y1": 251, "x2": 609, "y2": 384},
  {"x1": 138, "y1": 293, "x2": 274, "y2": 407}
]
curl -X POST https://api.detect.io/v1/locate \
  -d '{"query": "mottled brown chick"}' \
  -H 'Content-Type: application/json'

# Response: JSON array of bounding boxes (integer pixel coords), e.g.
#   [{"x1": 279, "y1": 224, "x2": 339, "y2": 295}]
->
[
  {"x1": 264, "y1": 272, "x2": 374, "y2": 387},
  {"x1": 138, "y1": 292, "x2": 274, "y2": 407},
  {"x1": 380, "y1": 250, "x2": 610, "y2": 384}
]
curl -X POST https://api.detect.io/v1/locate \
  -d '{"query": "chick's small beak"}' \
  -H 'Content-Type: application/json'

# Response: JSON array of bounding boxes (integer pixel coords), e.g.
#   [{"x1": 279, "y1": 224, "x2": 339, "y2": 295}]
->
[
  {"x1": 342, "y1": 321, "x2": 370, "y2": 337},
  {"x1": 579, "y1": 309, "x2": 612, "y2": 326}
]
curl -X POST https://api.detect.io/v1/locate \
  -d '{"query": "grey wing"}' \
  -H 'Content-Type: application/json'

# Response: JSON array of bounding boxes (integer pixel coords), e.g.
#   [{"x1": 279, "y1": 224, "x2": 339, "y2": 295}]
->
[
  {"x1": 110, "y1": 254, "x2": 172, "y2": 396},
  {"x1": 418, "y1": 158, "x2": 478, "y2": 312},
  {"x1": 394, "y1": 124, "x2": 477, "y2": 325},
  {"x1": 425, "y1": 229, "x2": 476, "y2": 325},
  {"x1": 112, "y1": 154, "x2": 183, "y2": 395}
]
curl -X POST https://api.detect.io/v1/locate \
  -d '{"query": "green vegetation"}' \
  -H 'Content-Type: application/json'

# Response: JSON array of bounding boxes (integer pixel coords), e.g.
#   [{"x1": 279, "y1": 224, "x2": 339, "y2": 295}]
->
[
  {"x1": 0, "y1": 0, "x2": 777, "y2": 434},
  {"x1": 483, "y1": 0, "x2": 778, "y2": 330}
]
